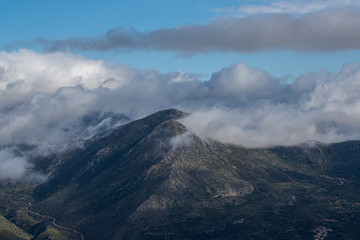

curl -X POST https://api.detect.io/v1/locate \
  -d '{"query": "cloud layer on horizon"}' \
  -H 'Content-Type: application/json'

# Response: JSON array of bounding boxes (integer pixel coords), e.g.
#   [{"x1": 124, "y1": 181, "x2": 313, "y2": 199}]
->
[
  {"x1": 1, "y1": 50, "x2": 360, "y2": 177},
  {"x1": 14, "y1": 8, "x2": 360, "y2": 54}
]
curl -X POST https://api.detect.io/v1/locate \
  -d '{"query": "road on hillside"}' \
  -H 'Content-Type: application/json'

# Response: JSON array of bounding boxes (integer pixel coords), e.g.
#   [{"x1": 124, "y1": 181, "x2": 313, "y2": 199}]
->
[{"x1": 27, "y1": 207, "x2": 84, "y2": 240}]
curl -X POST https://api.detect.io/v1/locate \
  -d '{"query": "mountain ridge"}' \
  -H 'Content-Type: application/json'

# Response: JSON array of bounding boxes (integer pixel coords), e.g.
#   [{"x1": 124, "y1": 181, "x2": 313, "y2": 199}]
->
[{"x1": 1, "y1": 109, "x2": 360, "y2": 239}]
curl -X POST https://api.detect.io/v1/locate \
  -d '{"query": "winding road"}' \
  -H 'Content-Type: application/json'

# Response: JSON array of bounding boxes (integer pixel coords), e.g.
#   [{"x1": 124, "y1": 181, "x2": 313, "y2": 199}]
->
[{"x1": 27, "y1": 207, "x2": 84, "y2": 240}]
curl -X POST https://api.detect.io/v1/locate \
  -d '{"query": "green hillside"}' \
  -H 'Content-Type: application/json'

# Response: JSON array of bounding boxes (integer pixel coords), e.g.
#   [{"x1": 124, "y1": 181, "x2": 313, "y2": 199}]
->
[{"x1": 0, "y1": 215, "x2": 32, "y2": 240}]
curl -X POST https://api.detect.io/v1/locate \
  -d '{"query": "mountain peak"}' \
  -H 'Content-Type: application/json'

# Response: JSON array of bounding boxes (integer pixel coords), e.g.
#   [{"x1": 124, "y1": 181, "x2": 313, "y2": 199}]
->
[{"x1": 142, "y1": 108, "x2": 188, "y2": 121}]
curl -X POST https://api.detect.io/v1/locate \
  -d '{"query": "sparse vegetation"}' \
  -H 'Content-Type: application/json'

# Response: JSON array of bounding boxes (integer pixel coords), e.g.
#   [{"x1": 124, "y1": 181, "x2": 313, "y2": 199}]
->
[
  {"x1": 1, "y1": 109, "x2": 360, "y2": 239},
  {"x1": 0, "y1": 215, "x2": 32, "y2": 240}
]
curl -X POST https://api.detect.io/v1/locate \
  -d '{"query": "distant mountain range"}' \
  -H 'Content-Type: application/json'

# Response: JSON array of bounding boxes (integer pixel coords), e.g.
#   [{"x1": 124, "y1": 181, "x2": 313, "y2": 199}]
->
[{"x1": 1, "y1": 109, "x2": 360, "y2": 239}]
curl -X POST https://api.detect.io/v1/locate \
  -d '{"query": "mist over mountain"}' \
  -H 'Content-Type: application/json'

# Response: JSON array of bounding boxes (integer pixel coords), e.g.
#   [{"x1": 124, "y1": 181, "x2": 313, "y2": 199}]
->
[
  {"x1": 1, "y1": 50, "x2": 360, "y2": 181},
  {"x1": 0, "y1": 109, "x2": 357, "y2": 240},
  {"x1": 0, "y1": 51, "x2": 359, "y2": 149}
]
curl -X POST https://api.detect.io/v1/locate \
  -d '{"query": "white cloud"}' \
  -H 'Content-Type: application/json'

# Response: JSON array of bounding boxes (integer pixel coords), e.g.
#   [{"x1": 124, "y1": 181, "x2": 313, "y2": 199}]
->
[
  {"x1": 182, "y1": 63, "x2": 360, "y2": 147},
  {"x1": 0, "y1": 49, "x2": 138, "y2": 92},
  {"x1": 0, "y1": 50, "x2": 200, "y2": 156},
  {"x1": 206, "y1": 62, "x2": 280, "y2": 99},
  {"x1": 170, "y1": 131, "x2": 192, "y2": 150},
  {"x1": 1, "y1": 49, "x2": 360, "y2": 165}
]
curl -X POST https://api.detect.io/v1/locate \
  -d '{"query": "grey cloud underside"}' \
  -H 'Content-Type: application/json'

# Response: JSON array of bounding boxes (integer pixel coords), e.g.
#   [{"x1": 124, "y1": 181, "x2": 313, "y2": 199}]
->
[{"x1": 31, "y1": 9, "x2": 360, "y2": 53}]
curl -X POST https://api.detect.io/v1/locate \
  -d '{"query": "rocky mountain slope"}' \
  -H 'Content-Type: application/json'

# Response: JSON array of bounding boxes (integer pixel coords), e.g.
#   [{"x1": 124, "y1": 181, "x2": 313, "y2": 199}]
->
[{"x1": 1, "y1": 109, "x2": 360, "y2": 239}]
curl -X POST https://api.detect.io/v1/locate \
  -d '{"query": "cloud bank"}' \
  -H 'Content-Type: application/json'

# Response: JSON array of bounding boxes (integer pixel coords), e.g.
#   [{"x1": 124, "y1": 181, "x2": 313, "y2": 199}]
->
[
  {"x1": 182, "y1": 63, "x2": 360, "y2": 147},
  {"x1": 17, "y1": 8, "x2": 360, "y2": 54},
  {"x1": 1, "y1": 49, "x2": 360, "y2": 177},
  {"x1": 0, "y1": 50, "x2": 199, "y2": 155}
]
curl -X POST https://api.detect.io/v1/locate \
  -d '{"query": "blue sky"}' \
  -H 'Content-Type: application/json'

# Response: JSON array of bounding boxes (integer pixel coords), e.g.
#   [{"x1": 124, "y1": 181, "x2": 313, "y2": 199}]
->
[{"x1": 2, "y1": 0, "x2": 360, "y2": 80}]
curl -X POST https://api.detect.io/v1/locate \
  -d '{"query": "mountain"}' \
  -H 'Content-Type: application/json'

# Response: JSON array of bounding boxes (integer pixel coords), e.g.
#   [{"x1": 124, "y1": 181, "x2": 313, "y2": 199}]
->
[{"x1": 1, "y1": 109, "x2": 360, "y2": 239}]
